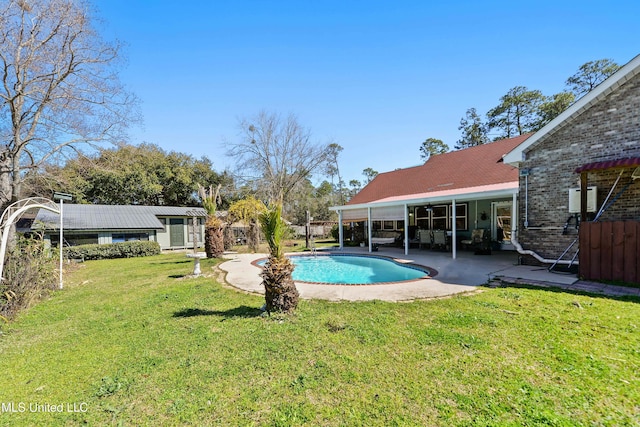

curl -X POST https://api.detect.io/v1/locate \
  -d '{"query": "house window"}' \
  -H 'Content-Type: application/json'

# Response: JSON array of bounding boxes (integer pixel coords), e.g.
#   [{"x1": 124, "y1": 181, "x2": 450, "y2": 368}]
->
[
  {"x1": 451, "y1": 204, "x2": 468, "y2": 231},
  {"x1": 112, "y1": 233, "x2": 150, "y2": 243},
  {"x1": 431, "y1": 205, "x2": 448, "y2": 230},
  {"x1": 415, "y1": 206, "x2": 431, "y2": 229},
  {"x1": 396, "y1": 220, "x2": 405, "y2": 231},
  {"x1": 413, "y1": 203, "x2": 468, "y2": 230},
  {"x1": 51, "y1": 233, "x2": 99, "y2": 247},
  {"x1": 372, "y1": 221, "x2": 382, "y2": 231},
  {"x1": 383, "y1": 220, "x2": 395, "y2": 230}
]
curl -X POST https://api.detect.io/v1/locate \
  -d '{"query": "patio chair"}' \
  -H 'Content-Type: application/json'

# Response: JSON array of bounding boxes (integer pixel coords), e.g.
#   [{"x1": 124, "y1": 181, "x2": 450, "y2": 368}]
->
[
  {"x1": 431, "y1": 230, "x2": 448, "y2": 251},
  {"x1": 461, "y1": 228, "x2": 491, "y2": 254},
  {"x1": 417, "y1": 229, "x2": 432, "y2": 249}
]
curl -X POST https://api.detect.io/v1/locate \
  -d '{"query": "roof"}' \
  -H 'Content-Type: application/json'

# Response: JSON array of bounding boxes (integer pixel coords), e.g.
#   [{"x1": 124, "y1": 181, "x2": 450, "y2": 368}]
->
[
  {"x1": 504, "y1": 54, "x2": 640, "y2": 165},
  {"x1": 343, "y1": 134, "x2": 529, "y2": 207},
  {"x1": 33, "y1": 204, "x2": 207, "y2": 231},
  {"x1": 575, "y1": 157, "x2": 640, "y2": 173}
]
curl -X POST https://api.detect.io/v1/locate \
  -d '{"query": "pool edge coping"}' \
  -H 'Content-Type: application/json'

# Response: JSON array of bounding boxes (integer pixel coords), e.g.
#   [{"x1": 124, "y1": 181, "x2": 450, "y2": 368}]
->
[{"x1": 250, "y1": 252, "x2": 439, "y2": 286}]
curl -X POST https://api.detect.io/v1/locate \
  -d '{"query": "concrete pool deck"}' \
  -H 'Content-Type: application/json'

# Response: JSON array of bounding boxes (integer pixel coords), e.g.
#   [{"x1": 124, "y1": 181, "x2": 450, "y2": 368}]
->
[{"x1": 218, "y1": 247, "x2": 639, "y2": 302}]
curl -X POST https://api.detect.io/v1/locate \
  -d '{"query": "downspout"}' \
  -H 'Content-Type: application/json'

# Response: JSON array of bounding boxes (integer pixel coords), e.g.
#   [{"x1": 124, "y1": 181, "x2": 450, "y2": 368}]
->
[{"x1": 510, "y1": 192, "x2": 576, "y2": 265}]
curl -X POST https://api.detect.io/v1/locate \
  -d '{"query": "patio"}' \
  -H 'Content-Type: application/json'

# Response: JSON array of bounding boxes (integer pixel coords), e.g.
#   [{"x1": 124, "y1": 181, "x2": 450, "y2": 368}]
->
[{"x1": 218, "y1": 247, "x2": 602, "y2": 302}]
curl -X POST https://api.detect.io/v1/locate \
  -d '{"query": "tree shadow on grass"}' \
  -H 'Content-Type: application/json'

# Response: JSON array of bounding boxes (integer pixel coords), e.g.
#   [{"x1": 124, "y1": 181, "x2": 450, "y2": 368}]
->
[
  {"x1": 485, "y1": 282, "x2": 640, "y2": 304},
  {"x1": 172, "y1": 306, "x2": 263, "y2": 319},
  {"x1": 151, "y1": 260, "x2": 192, "y2": 265}
]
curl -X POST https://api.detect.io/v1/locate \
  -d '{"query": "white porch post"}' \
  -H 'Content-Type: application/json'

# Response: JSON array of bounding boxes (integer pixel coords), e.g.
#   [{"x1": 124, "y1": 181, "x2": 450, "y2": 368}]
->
[
  {"x1": 451, "y1": 198, "x2": 457, "y2": 259},
  {"x1": 338, "y1": 210, "x2": 344, "y2": 250},
  {"x1": 367, "y1": 207, "x2": 372, "y2": 252},
  {"x1": 59, "y1": 198, "x2": 64, "y2": 289},
  {"x1": 404, "y1": 203, "x2": 409, "y2": 255},
  {"x1": 512, "y1": 192, "x2": 518, "y2": 244}
]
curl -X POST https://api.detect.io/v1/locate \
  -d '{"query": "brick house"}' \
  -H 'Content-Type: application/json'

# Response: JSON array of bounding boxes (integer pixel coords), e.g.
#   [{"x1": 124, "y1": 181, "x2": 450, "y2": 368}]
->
[{"x1": 504, "y1": 54, "x2": 640, "y2": 282}]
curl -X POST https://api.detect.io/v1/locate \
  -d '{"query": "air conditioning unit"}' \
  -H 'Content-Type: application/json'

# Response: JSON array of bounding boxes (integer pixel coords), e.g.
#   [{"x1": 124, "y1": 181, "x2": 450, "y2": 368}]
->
[{"x1": 568, "y1": 187, "x2": 597, "y2": 213}]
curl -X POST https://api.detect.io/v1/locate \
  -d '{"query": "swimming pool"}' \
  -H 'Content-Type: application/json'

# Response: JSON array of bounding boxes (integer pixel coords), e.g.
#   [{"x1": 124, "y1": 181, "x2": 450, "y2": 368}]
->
[{"x1": 256, "y1": 254, "x2": 432, "y2": 285}]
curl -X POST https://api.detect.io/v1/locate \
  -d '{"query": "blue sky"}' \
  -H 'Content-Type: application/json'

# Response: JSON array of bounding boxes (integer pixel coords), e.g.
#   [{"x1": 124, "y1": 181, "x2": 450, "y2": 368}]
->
[{"x1": 95, "y1": 0, "x2": 638, "y2": 185}]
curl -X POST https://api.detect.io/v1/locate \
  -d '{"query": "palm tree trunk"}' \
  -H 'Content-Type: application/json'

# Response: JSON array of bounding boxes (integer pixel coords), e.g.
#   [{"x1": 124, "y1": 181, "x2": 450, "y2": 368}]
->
[
  {"x1": 204, "y1": 222, "x2": 225, "y2": 258},
  {"x1": 261, "y1": 256, "x2": 298, "y2": 313}
]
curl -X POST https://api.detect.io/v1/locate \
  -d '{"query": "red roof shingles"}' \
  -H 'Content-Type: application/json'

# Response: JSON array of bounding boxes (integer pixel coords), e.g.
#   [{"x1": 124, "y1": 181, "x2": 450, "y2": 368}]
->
[
  {"x1": 347, "y1": 134, "x2": 531, "y2": 205},
  {"x1": 574, "y1": 157, "x2": 640, "y2": 173}
]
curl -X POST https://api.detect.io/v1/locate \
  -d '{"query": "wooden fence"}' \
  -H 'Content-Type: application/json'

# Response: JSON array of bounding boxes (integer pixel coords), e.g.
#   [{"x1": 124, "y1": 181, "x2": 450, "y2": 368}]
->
[{"x1": 579, "y1": 221, "x2": 640, "y2": 284}]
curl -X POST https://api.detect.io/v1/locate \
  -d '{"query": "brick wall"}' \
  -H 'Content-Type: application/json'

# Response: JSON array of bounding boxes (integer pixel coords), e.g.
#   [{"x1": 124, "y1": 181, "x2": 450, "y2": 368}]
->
[{"x1": 517, "y1": 72, "x2": 640, "y2": 263}]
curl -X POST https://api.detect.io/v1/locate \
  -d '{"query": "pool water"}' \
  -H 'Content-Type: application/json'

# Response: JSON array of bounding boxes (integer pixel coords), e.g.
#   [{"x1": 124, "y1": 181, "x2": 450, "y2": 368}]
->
[{"x1": 258, "y1": 254, "x2": 430, "y2": 285}]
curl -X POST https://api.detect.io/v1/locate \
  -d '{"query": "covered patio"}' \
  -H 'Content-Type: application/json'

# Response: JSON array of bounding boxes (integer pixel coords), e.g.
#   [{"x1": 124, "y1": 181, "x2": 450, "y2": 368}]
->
[
  {"x1": 329, "y1": 135, "x2": 531, "y2": 260},
  {"x1": 331, "y1": 184, "x2": 518, "y2": 259}
]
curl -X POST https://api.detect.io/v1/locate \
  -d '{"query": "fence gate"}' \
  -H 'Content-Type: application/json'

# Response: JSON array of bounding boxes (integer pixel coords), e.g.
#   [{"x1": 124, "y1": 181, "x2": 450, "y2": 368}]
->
[{"x1": 579, "y1": 221, "x2": 640, "y2": 284}]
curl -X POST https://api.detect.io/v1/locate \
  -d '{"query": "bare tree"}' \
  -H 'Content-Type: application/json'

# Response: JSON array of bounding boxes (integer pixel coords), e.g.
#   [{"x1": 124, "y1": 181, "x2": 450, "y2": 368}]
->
[
  {"x1": 0, "y1": 0, "x2": 139, "y2": 209},
  {"x1": 226, "y1": 111, "x2": 330, "y2": 206}
]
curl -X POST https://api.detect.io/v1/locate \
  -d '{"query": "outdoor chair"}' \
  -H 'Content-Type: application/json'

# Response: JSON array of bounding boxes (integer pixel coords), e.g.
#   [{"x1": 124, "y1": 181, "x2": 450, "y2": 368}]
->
[
  {"x1": 431, "y1": 230, "x2": 448, "y2": 251},
  {"x1": 461, "y1": 228, "x2": 491, "y2": 255},
  {"x1": 418, "y1": 230, "x2": 432, "y2": 249}
]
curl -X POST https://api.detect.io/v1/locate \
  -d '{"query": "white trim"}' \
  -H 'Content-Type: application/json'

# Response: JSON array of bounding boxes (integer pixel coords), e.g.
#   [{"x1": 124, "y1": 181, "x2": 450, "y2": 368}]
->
[
  {"x1": 331, "y1": 183, "x2": 518, "y2": 212},
  {"x1": 503, "y1": 54, "x2": 640, "y2": 166}
]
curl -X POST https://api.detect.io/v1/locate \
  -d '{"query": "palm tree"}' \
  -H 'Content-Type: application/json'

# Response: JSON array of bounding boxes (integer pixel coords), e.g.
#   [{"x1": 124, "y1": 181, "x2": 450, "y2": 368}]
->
[
  {"x1": 198, "y1": 184, "x2": 224, "y2": 258},
  {"x1": 259, "y1": 202, "x2": 299, "y2": 313},
  {"x1": 228, "y1": 196, "x2": 265, "y2": 253}
]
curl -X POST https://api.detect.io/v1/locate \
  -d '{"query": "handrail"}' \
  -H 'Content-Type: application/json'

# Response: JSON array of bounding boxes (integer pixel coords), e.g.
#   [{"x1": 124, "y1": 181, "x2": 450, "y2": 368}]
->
[{"x1": 0, "y1": 198, "x2": 60, "y2": 282}]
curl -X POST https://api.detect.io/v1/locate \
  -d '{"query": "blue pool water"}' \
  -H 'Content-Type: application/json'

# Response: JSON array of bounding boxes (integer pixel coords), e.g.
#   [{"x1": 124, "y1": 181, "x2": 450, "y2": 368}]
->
[{"x1": 258, "y1": 254, "x2": 429, "y2": 285}]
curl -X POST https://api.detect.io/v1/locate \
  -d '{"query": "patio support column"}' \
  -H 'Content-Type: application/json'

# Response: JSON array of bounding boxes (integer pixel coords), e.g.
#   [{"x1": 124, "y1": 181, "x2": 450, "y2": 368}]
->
[
  {"x1": 451, "y1": 198, "x2": 457, "y2": 259},
  {"x1": 338, "y1": 210, "x2": 344, "y2": 250},
  {"x1": 404, "y1": 203, "x2": 409, "y2": 255},
  {"x1": 512, "y1": 192, "x2": 518, "y2": 242},
  {"x1": 580, "y1": 172, "x2": 588, "y2": 222},
  {"x1": 367, "y1": 207, "x2": 372, "y2": 252}
]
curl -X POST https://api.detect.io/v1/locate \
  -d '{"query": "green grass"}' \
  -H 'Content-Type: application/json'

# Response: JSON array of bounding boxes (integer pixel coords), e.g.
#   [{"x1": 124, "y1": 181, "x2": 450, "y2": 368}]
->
[{"x1": 0, "y1": 253, "x2": 638, "y2": 426}]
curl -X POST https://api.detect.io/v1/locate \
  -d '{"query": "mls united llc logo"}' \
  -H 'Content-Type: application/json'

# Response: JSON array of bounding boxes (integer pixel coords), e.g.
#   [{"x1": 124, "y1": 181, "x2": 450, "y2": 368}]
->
[{"x1": 1, "y1": 402, "x2": 88, "y2": 413}]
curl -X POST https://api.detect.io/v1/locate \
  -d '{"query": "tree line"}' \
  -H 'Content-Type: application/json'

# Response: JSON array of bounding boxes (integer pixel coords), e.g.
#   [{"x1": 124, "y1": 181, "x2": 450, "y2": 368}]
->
[{"x1": 420, "y1": 59, "x2": 621, "y2": 159}]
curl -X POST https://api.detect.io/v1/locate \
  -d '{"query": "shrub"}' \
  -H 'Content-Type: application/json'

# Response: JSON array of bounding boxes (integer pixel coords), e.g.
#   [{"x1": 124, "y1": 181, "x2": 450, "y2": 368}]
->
[
  {"x1": 331, "y1": 224, "x2": 356, "y2": 243},
  {"x1": 1, "y1": 235, "x2": 57, "y2": 320},
  {"x1": 64, "y1": 241, "x2": 161, "y2": 261}
]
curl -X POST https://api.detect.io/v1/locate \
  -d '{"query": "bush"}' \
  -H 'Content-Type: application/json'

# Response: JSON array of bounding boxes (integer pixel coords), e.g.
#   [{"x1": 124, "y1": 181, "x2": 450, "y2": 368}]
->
[
  {"x1": 1, "y1": 235, "x2": 57, "y2": 320},
  {"x1": 64, "y1": 241, "x2": 161, "y2": 261},
  {"x1": 331, "y1": 224, "x2": 345, "y2": 241}
]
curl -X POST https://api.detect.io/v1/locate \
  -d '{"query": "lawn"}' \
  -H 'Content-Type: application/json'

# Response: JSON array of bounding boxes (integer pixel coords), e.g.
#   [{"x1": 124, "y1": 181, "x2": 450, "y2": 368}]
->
[{"x1": 0, "y1": 253, "x2": 638, "y2": 426}]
